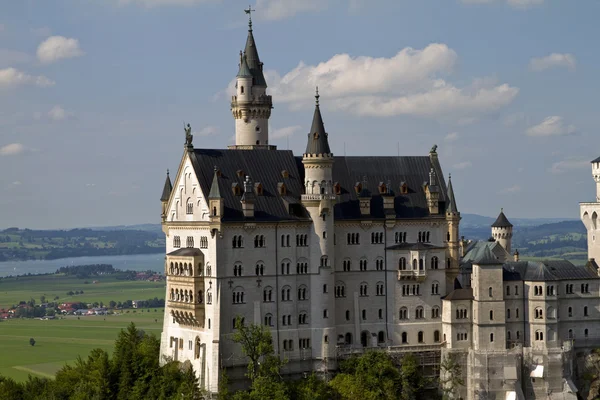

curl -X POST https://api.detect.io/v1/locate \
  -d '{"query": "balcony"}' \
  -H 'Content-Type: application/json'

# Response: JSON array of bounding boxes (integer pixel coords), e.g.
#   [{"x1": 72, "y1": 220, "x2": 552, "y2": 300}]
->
[
  {"x1": 168, "y1": 301, "x2": 205, "y2": 327},
  {"x1": 301, "y1": 194, "x2": 337, "y2": 201},
  {"x1": 398, "y1": 269, "x2": 427, "y2": 281}
]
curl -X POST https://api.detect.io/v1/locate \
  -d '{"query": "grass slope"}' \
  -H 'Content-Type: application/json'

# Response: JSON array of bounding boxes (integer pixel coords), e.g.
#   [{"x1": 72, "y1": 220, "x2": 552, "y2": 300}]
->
[
  {"x1": 0, "y1": 311, "x2": 164, "y2": 381},
  {"x1": 0, "y1": 274, "x2": 165, "y2": 308}
]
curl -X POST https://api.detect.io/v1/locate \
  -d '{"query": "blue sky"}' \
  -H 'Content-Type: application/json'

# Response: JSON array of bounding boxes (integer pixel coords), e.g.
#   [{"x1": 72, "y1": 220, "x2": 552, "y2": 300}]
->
[{"x1": 0, "y1": 0, "x2": 598, "y2": 229}]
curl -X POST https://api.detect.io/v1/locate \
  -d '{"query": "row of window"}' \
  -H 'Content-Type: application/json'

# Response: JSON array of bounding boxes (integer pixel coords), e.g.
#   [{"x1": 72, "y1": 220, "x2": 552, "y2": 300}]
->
[
  {"x1": 371, "y1": 232, "x2": 384, "y2": 244},
  {"x1": 335, "y1": 282, "x2": 386, "y2": 298},
  {"x1": 173, "y1": 235, "x2": 208, "y2": 249},
  {"x1": 399, "y1": 306, "x2": 441, "y2": 320},
  {"x1": 233, "y1": 234, "x2": 311, "y2": 249},
  {"x1": 401, "y1": 330, "x2": 441, "y2": 344},
  {"x1": 169, "y1": 288, "x2": 212, "y2": 304},
  {"x1": 168, "y1": 261, "x2": 207, "y2": 277},
  {"x1": 398, "y1": 256, "x2": 440, "y2": 270},
  {"x1": 505, "y1": 283, "x2": 592, "y2": 297}
]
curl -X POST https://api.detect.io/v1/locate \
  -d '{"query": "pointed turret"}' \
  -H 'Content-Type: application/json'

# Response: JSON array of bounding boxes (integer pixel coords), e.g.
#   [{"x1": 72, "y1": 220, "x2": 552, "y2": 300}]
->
[
  {"x1": 230, "y1": 9, "x2": 273, "y2": 149},
  {"x1": 160, "y1": 170, "x2": 172, "y2": 222},
  {"x1": 491, "y1": 208, "x2": 513, "y2": 253},
  {"x1": 237, "y1": 52, "x2": 252, "y2": 78},
  {"x1": 243, "y1": 18, "x2": 267, "y2": 87},
  {"x1": 446, "y1": 174, "x2": 458, "y2": 214},
  {"x1": 161, "y1": 170, "x2": 172, "y2": 202},
  {"x1": 305, "y1": 88, "x2": 331, "y2": 156},
  {"x1": 208, "y1": 167, "x2": 221, "y2": 199}
]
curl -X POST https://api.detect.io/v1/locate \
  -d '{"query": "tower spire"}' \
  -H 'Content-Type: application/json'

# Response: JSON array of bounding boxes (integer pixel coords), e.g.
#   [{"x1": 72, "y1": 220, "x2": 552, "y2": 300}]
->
[
  {"x1": 446, "y1": 173, "x2": 458, "y2": 214},
  {"x1": 305, "y1": 88, "x2": 331, "y2": 155},
  {"x1": 244, "y1": 5, "x2": 255, "y2": 31}
]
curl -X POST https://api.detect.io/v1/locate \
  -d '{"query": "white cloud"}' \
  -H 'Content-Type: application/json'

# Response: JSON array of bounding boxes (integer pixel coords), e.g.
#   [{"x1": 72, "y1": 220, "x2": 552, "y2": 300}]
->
[
  {"x1": 460, "y1": 0, "x2": 543, "y2": 9},
  {"x1": 0, "y1": 68, "x2": 54, "y2": 88},
  {"x1": 256, "y1": 0, "x2": 325, "y2": 20},
  {"x1": 37, "y1": 36, "x2": 84, "y2": 64},
  {"x1": 549, "y1": 158, "x2": 590, "y2": 174},
  {"x1": 445, "y1": 132, "x2": 460, "y2": 142},
  {"x1": 194, "y1": 126, "x2": 219, "y2": 137},
  {"x1": 0, "y1": 49, "x2": 31, "y2": 67},
  {"x1": 0, "y1": 143, "x2": 26, "y2": 156},
  {"x1": 117, "y1": 0, "x2": 216, "y2": 6},
  {"x1": 526, "y1": 116, "x2": 576, "y2": 137},
  {"x1": 48, "y1": 105, "x2": 72, "y2": 121},
  {"x1": 530, "y1": 53, "x2": 576, "y2": 72},
  {"x1": 453, "y1": 161, "x2": 472, "y2": 170},
  {"x1": 271, "y1": 125, "x2": 302, "y2": 139},
  {"x1": 261, "y1": 44, "x2": 518, "y2": 120},
  {"x1": 499, "y1": 185, "x2": 521, "y2": 194}
]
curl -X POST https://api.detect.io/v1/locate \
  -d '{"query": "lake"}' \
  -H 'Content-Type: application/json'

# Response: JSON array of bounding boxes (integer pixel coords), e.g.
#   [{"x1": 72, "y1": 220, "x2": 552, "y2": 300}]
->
[{"x1": 0, "y1": 253, "x2": 165, "y2": 277}]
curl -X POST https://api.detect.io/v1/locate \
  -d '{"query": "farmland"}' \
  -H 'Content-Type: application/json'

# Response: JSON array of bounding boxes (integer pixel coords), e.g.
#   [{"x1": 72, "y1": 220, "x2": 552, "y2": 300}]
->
[
  {"x1": 0, "y1": 273, "x2": 165, "y2": 309},
  {"x1": 0, "y1": 311, "x2": 164, "y2": 382}
]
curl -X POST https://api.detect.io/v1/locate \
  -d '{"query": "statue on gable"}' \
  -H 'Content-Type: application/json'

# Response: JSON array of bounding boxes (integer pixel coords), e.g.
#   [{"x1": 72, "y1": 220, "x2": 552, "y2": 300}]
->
[
  {"x1": 184, "y1": 123, "x2": 193, "y2": 146},
  {"x1": 430, "y1": 144, "x2": 438, "y2": 154}
]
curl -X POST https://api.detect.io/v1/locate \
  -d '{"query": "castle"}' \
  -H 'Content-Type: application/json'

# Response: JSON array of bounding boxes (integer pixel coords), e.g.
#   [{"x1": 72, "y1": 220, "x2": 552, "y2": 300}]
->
[{"x1": 158, "y1": 14, "x2": 600, "y2": 399}]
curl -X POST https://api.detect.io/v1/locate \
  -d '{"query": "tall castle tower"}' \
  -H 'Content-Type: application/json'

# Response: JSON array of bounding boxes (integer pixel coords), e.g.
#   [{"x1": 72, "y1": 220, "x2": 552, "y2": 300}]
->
[
  {"x1": 445, "y1": 174, "x2": 461, "y2": 289},
  {"x1": 581, "y1": 157, "x2": 600, "y2": 263},
  {"x1": 229, "y1": 13, "x2": 273, "y2": 149},
  {"x1": 301, "y1": 89, "x2": 337, "y2": 364},
  {"x1": 491, "y1": 208, "x2": 513, "y2": 253}
]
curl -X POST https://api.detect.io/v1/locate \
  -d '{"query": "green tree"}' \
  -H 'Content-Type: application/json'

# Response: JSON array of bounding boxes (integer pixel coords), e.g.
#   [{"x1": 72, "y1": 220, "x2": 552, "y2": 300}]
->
[
  {"x1": 290, "y1": 372, "x2": 340, "y2": 400},
  {"x1": 29, "y1": 337, "x2": 35, "y2": 346},
  {"x1": 329, "y1": 351, "x2": 401, "y2": 400},
  {"x1": 40, "y1": 295, "x2": 46, "y2": 304},
  {"x1": 399, "y1": 354, "x2": 427, "y2": 400},
  {"x1": 440, "y1": 354, "x2": 464, "y2": 400}
]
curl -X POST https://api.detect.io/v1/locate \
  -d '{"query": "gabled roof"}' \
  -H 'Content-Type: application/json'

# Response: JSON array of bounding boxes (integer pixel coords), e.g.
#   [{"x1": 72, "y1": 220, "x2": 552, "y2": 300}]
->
[
  {"x1": 305, "y1": 94, "x2": 331, "y2": 155},
  {"x1": 592, "y1": 156, "x2": 600, "y2": 163},
  {"x1": 446, "y1": 175, "x2": 458, "y2": 213},
  {"x1": 492, "y1": 209, "x2": 513, "y2": 228},
  {"x1": 502, "y1": 260, "x2": 599, "y2": 281},
  {"x1": 471, "y1": 245, "x2": 502, "y2": 265},
  {"x1": 386, "y1": 242, "x2": 446, "y2": 251},
  {"x1": 160, "y1": 171, "x2": 172, "y2": 202},
  {"x1": 167, "y1": 248, "x2": 203, "y2": 257},
  {"x1": 443, "y1": 288, "x2": 473, "y2": 301},
  {"x1": 243, "y1": 28, "x2": 267, "y2": 87}
]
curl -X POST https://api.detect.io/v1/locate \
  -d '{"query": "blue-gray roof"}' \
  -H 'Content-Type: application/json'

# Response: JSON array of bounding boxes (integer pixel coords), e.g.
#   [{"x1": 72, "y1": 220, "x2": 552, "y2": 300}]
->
[
  {"x1": 502, "y1": 260, "x2": 598, "y2": 281},
  {"x1": 492, "y1": 210, "x2": 513, "y2": 227},
  {"x1": 592, "y1": 156, "x2": 600, "y2": 163},
  {"x1": 167, "y1": 248, "x2": 203, "y2": 257},
  {"x1": 161, "y1": 171, "x2": 172, "y2": 202},
  {"x1": 305, "y1": 102, "x2": 331, "y2": 155},
  {"x1": 237, "y1": 55, "x2": 252, "y2": 78},
  {"x1": 386, "y1": 242, "x2": 446, "y2": 251},
  {"x1": 243, "y1": 29, "x2": 267, "y2": 87},
  {"x1": 446, "y1": 175, "x2": 458, "y2": 213},
  {"x1": 188, "y1": 149, "x2": 449, "y2": 222}
]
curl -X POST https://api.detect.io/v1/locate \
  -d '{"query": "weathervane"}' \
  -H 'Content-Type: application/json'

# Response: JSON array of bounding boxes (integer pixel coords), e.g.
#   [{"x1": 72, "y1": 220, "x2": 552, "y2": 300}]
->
[{"x1": 244, "y1": 5, "x2": 255, "y2": 30}]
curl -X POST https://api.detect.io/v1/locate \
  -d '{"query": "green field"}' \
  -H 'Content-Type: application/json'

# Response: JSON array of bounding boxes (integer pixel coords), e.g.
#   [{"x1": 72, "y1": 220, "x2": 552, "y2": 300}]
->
[
  {"x1": 0, "y1": 274, "x2": 165, "y2": 308},
  {"x1": 0, "y1": 311, "x2": 165, "y2": 381}
]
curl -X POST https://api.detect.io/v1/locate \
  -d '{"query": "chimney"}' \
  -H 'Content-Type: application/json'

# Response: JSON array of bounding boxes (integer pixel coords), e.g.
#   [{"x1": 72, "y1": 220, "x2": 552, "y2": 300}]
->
[
  {"x1": 241, "y1": 176, "x2": 256, "y2": 218},
  {"x1": 359, "y1": 176, "x2": 371, "y2": 216},
  {"x1": 424, "y1": 169, "x2": 440, "y2": 215}
]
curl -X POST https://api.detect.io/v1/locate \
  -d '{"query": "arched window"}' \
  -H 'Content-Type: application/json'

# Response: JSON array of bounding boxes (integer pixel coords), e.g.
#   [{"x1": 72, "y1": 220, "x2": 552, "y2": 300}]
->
[
  {"x1": 263, "y1": 287, "x2": 273, "y2": 302},
  {"x1": 418, "y1": 331, "x2": 424, "y2": 343},
  {"x1": 234, "y1": 263, "x2": 243, "y2": 277},
  {"x1": 412, "y1": 259, "x2": 418, "y2": 270},
  {"x1": 345, "y1": 310, "x2": 350, "y2": 321},
  {"x1": 490, "y1": 333, "x2": 494, "y2": 342},
  {"x1": 488, "y1": 287, "x2": 493, "y2": 297},
  {"x1": 402, "y1": 332, "x2": 408, "y2": 344},
  {"x1": 535, "y1": 330, "x2": 544, "y2": 341},
  {"x1": 399, "y1": 307, "x2": 408, "y2": 320},
  {"x1": 232, "y1": 287, "x2": 245, "y2": 304},
  {"x1": 298, "y1": 312, "x2": 308, "y2": 325},
  {"x1": 359, "y1": 282, "x2": 368, "y2": 297},
  {"x1": 431, "y1": 256, "x2": 439, "y2": 269},
  {"x1": 568, "y1": 329, "x2": 574, "y2": 339},
  {"x1": 434, "y1": 330, "x2": 440, "y2": 343},
  {"x1": 585, "y1": 328, "x2": 589, "y2": 338},
  {"x1": 335, "y1": 282, "x2": 346, "y2": 298},
  {"x1": 399, "y1": 257, "x2": 407, "y2": 270},
  {"x1": 415, "y1": 306, "x2": 424, "y2": 319},
  {"x1": 568, "y1": 306, "x2": 573, "y2": 317},
  {"x1": 378, "y1": 331, "x2": 385, "y2": 344},
  {"x1": 419, "y1": 259, "x2": 424, "y2": 271},
  {"x1": 584, "y1": 306, "x2": 589, "y2": 316},
  {"x1": 264, "y1": 313, "x2": 273, "y2": 326},
  {"x1": 431, "y1": 306, "x2": 440, "y2": 319},
  {"x1": 281, "y1": 286, "x2": 292, "y2": 301},
  {"x1": 431, "y1": 281, "x2": 439, "y2": 295},
  {"x1": 298, "y1": 285, "x2": 308, "y2": 300},
  {"x1": 376, "y1": 281, "x2": 385, "y2": 296},
  {"x1": 535, "y1": 307, "x2": 543, "y2": 319},
  {"x1": 345, "y1": 332, "x2": 353, "y2": 344},
  {"x1": 206, "y1": 290, "x2": 212, "y2": 304}
]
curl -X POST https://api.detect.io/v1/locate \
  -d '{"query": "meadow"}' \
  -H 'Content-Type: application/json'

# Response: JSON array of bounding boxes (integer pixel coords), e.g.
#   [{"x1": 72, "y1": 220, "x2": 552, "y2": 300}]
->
[
  {"x1": 0, "y1": 310, "x2": 164, "y2": 381},
  {"x1": 0, "y1": 273, "x2": 165, "y2": 308}
]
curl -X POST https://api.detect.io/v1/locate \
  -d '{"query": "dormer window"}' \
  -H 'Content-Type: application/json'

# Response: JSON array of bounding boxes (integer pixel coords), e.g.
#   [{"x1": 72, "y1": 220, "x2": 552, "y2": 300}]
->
[
  {"x1": 334, "y1": 182, "x2": 341, "y2": 195},
  {"x1": 378, "y1": 182, "x2": 387, "y2": 194},
  {"x1": 354, "y1": 182, "x2": 362, "y2": 194},
  {"x1": 400, "y1": 182, "x2": 408, "y2": 194},
  {"x1": 236, "y1": 169, "x2": 244, "y2": 178},
  {"x1": 313, "y1": 132, "x2": 319, "y2": 139},
  {"x1": 281, "y1": 170, "x2": 289, "y2": 178},
  {"x1": 255, "y1": 182, "x2": 263, "y2": 196},
  {"x1": 232, "y1": 183, "x2": 241, "y2": 196},
  {"x1": 215, "y1": 168, "x2": 222, "y2": 177},
  {"x1": 277, "y1": 182, "x2": 287, "y2": 196}
]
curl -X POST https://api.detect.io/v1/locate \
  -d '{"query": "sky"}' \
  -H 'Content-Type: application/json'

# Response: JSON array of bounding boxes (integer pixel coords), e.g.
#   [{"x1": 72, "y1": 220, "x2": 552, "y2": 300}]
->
[{"x1": 0, "y1": 0, "x2": 598, "y2": 229}]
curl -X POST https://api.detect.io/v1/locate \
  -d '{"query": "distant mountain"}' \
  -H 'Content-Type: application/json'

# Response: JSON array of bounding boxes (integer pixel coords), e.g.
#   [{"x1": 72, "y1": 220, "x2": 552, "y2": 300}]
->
[
  {"x1": 89, "y1": 224, "x2": 163, "y2": 235},
  {"x1": 460, "y1": 213, "x2": 577, "y2": 229}
]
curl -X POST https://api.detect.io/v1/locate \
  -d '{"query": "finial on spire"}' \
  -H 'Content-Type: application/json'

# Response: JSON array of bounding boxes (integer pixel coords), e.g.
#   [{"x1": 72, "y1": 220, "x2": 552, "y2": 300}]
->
[
  {"x1": 448, "y1": 173, "x2": 451, "y2": 180},
  {"x1": 501, "y1": 207, "x2": 504, "y2": 212},
  {"x1": 167, "y1": 169, "x2": 170, "y2": 176},
  {"x1": 244, "y1": 5, "x2": 255, "y2": 30},
  {"x1": 315, "y1": 86, "x2": 320, "y2": 107}
]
